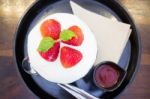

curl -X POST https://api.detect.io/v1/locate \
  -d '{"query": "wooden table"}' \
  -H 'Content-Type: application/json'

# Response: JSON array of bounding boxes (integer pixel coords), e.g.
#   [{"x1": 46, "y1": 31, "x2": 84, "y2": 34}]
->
[{"x1": 0, "y1": 0, "x2": 149, "y2": 99}]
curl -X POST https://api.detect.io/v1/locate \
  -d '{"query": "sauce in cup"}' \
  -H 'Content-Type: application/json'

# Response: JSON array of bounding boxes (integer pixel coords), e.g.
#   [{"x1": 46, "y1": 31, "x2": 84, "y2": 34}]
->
[
  {"x1": 95, "y1": 64, "x2": 119, "y2": 88},
  {"x1": 93, "y1": 62, "x2": 126, "y2": 91}
]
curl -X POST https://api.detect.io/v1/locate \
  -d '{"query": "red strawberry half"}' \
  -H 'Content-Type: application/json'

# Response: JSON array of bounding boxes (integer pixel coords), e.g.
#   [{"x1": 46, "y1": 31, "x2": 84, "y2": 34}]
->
[
  {"x1": 62, "y1": 25, "x2": 84, "y2": 46},
  {"x1": 40, "y1": 19, "x2": 61, "y2": 40},
  {"x1": 39, "y1": 42, "x2": 60, "y2": 62},
  {"x1": 60, "y1": 46, "x2": 83, "y2": 68}
]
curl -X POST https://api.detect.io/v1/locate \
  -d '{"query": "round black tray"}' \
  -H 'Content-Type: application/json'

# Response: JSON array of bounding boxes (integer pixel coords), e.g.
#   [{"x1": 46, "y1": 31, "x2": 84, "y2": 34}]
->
[{"x1": 14, "y1": 0, "x2": 141, "y2": 98}]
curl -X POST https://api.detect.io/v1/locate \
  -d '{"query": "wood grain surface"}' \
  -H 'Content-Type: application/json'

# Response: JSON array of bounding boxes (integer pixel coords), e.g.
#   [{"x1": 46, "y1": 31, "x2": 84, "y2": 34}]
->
[{"x1": 0, "y1": 0, "x2": 149, "y2": 99}]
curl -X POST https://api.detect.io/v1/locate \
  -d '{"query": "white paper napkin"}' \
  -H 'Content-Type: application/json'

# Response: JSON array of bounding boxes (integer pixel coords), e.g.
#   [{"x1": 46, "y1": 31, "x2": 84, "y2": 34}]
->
[{"x1": 70, "y1": 1, "x2": 131, "y2": 64}]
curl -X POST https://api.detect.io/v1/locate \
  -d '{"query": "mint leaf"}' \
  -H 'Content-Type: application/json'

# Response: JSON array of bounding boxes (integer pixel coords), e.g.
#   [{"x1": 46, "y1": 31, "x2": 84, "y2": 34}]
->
[
  {"x1": 60, "y1": 30, "x2": 76, "y2": 41},
  {"x1": 37, "y1": 37, "x2": 55, "y2": 52}
]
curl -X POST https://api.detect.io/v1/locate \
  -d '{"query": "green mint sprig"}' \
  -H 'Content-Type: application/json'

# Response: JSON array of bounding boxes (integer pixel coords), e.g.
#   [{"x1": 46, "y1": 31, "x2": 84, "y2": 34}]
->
[
  {"x1": 37, "y1": 37, "x2": 55, "y2": 52},
  {"x1": 60, "y1": 29, "x2": 76, "y2": 41}
]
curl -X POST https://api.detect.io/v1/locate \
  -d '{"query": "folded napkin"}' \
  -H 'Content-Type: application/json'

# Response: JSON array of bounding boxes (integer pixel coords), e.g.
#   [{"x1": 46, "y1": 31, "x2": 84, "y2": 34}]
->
[{"x1": 70, "y1": 1, "x2": 131, "y2": 64}]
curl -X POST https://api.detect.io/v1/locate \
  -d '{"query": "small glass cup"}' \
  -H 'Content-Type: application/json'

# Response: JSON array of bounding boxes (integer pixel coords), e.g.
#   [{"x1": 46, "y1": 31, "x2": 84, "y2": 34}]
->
[{"x1": 93, "y1": 61, "x2": 126, "y2": 92}]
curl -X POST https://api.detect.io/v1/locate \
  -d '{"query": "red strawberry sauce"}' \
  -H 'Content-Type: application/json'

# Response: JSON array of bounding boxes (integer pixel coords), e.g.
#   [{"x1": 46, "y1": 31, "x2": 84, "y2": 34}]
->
[{"x1": 95, "y1": 64, "x2": 119, "y2": 88}]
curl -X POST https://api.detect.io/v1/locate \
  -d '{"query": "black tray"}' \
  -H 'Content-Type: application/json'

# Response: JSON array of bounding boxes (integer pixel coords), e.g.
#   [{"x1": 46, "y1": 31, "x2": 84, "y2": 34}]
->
[{"x1": 14, "y1": 0, "x2": 141, "y2": 98}]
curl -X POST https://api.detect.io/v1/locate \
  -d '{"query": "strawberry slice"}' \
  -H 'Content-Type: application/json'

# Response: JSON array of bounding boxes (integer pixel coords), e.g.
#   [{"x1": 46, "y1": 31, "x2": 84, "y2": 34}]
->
[
  {"x1": 39, "y1": 42, "x2": 60, "y2": 62},
  {"x1": 62, "y1": 25, "x2": 84, "y2": 46},
  {"x1": 60, "y1": 46, "x2": 83, "y2": 68},
  {"x1": 40, "y1": 19, "x2": 61, "y2": 40}
]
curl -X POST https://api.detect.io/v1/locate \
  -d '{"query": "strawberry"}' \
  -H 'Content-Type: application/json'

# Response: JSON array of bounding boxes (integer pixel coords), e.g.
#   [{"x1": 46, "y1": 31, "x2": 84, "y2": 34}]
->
[
  {"x1": 62, "y1": 25, "x2": 84, "y2": 46},
  {"x1": 40, "y1": 19, "x2": 61, "y2": 40},
  {"x1": 60, "y1": 46, "x2": 83, "y2": 68},
  {"x1": 39, "y1": 42, "x2": 60, "y2": 62}
]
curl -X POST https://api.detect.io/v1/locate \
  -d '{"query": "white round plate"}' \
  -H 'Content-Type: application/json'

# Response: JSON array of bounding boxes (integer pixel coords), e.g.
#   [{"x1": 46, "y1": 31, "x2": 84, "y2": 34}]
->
[{"x1": 27, "y1": 13, "x2": 97, "y2": 83}]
